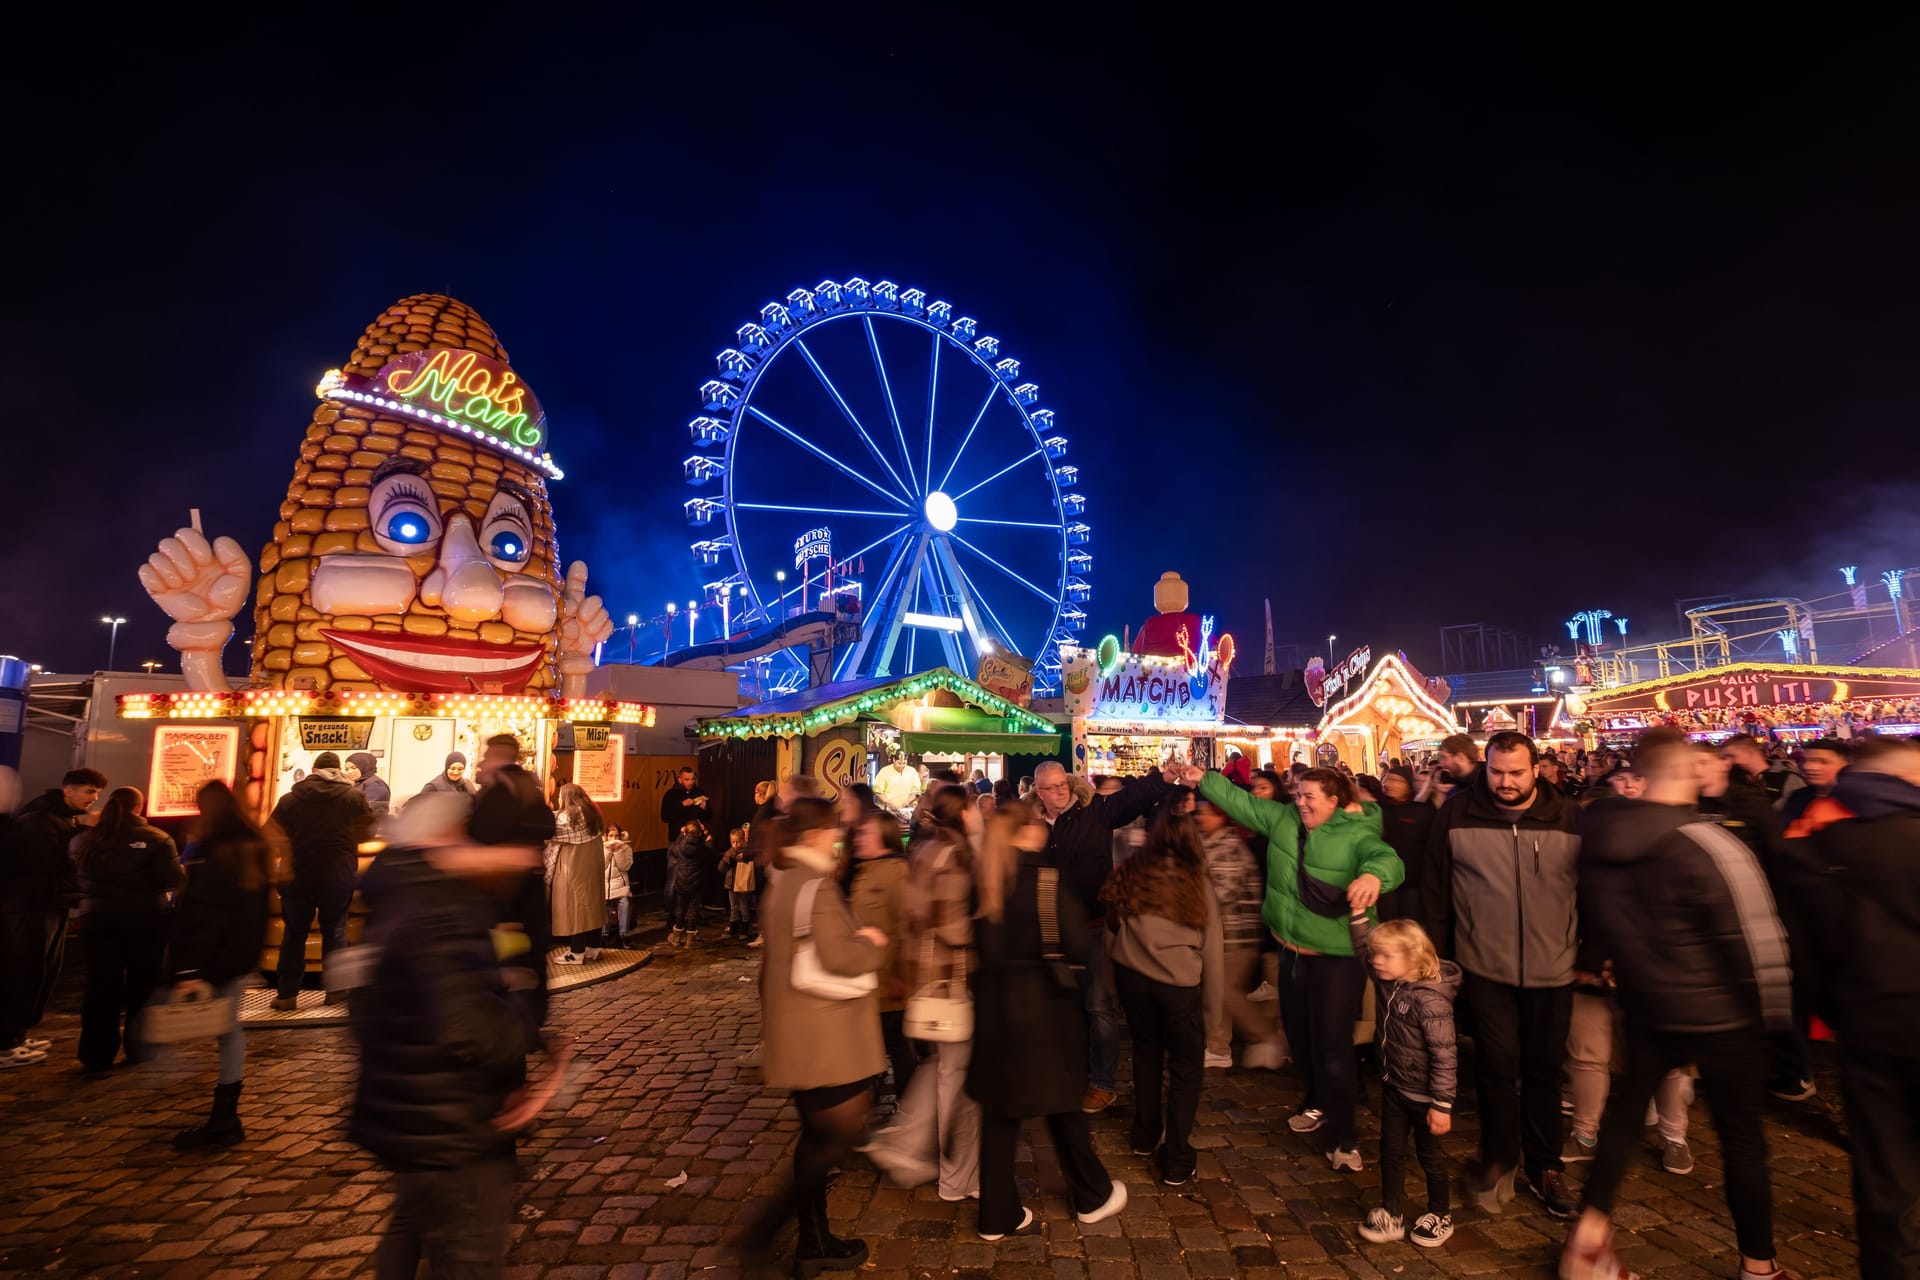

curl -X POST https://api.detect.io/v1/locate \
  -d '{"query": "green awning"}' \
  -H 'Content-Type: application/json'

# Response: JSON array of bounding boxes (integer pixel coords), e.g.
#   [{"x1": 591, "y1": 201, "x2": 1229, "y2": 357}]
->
[{"x1": 898, "y1": 730, "x2": 1061, "y2": 756}]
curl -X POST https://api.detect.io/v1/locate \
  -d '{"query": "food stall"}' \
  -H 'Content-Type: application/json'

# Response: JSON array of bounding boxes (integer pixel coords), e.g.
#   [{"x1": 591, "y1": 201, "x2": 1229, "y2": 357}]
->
[
  {"x1": 1313, "y1": 649, "x2": 1460, "y2": 774},
  {"x1": 117, "y1": 294, "x2": 645, "y2": 976},
  {"x1": 1568, "y1": 661, "x2": 1920, "y2": 743},
  {"x1": 694, "y1": 666, "x2": 1062, "y2": 804}
]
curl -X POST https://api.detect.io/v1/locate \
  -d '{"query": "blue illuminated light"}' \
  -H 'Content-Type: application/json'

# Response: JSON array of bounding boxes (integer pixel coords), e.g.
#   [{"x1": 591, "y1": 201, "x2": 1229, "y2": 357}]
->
[
  {"x1": 489, "y1": 531, "x2": 525, "y2": 561},
  {"x1": 384, "y1": 514, "x2": 431, "y2": 544}
]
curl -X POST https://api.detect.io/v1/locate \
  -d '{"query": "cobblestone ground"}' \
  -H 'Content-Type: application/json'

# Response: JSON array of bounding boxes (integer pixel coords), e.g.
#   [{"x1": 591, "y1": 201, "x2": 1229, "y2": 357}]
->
[{"x1": 0, "y1": 924, "x2": 1862, "y2": 1280}]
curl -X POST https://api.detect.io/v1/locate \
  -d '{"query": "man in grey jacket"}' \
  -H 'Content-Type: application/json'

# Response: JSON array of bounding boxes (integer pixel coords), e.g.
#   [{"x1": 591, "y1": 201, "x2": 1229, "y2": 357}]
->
[{"x1": 1423, "y1": 731, "x2": 1581, "y2": 1220}]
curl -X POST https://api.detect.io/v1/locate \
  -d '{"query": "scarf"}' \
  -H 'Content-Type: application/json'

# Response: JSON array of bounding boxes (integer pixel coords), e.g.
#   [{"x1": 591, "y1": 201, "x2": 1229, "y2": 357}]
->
[{"x1": 783, "y1": 840, "x2": 836, "y2": 874}]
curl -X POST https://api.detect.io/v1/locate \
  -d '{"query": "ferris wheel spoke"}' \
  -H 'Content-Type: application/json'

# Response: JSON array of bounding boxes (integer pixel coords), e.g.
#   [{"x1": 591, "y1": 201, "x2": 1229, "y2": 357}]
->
[
  {"x1": 950, "y1": 448, "x2": 1042, "y2": 504},
  {"x1": 744, "y1": 404, "x2": 909, "y2": 509},
  {"x1": 862, "y1": 318, "x2": 918, "y2": 495},
  {"x1": 946, "y1": 551, "x2": 1020, "y2": 653},
  {"x1": 936, "y1": 382, "x2": 1002, "y2": 494},
  {"x1": 793, "y1": 340, "x2": 915, "y2": 501},
  {"x1": 949, "y1": 531, "x2": 1061, "y2": 606},
  {"x1": 954, "y1": 516, "x2": 1061, "y2": 531},
  {"x1": 736, "y1": 502, "x2": 906, "y2": 520},
  {"x1": 924, "y1": 333, "x2": 940, "y2": 491}
]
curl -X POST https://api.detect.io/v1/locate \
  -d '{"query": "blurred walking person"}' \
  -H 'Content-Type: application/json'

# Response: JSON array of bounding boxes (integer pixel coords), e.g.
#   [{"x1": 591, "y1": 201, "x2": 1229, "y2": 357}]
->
[
  {"x1": 843, "y1": 810, "x2": 913, "y2": 1106},
  {"x1": 1561, "y1": 729, "x2": 1793, "y2": 1280},
  {"x1": 738, "y1": 797, "x2": 889, "y2": 1277},
  {"x1": 1, "y1": 766, "x2": 103, "y2": 1067},
  {"x1": 168, "y1": 780, "x2": 271, "y2": 1149},
  {"x1": 1197, "y1": 796, "x2": 1284, "y2": 1069},
  {"x1": 968, "y1": 801, "x2": 1127, "y2": 1239},
  {"x1": 1104, "y1": 807, "x2": 1222, "y2": 1186},
  {"x1": 74, "y1": 786, "x2": 184, "y2": 1072},
  {"x1": 269, "y1": 751, "x2": 373, "y2": 1010}
]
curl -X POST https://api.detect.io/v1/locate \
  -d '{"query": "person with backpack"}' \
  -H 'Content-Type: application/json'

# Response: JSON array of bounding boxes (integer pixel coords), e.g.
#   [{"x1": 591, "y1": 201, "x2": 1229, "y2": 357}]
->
[{"x1": 73, "y1": 786, "x2": 184, "y2": 1072}]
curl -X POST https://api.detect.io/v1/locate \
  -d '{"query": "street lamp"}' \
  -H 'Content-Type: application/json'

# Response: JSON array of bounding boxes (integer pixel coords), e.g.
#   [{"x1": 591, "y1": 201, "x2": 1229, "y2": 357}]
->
[
  {"x1": 664, "y1": 602, "x2": 676, "y2": 656},
  {"x1": 101, "y1": 616, "x2": 127, "y2": 670},
  {"x1": 1327, "y1": 632, "x2": 1336, "y2": 657},
  {"x1": 688, "y1": 601, "x2": 698, "y2": 648},
  {"x1": 140, "y1": 660, "x2": 160, "y2": 674},
  {"x1": 625, "y1": 613, "x2": 639, "y2": 662},
  {"x1": 775, "y1": 569, "x2": 788, "y2": 620}
]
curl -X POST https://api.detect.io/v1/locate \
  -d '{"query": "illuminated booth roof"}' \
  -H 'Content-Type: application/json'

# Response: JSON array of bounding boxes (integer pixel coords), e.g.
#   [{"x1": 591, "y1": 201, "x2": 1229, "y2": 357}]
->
[
  {"x1": 117, "y1": 688, "x2": 656, "y2": 725},
  {"x1": 697, "y1": 667, "x2": 1060, "y2": 754},
  {"x1": 1573, "y1": 661, "x2": 1920, "y2": 716},
  {"x1": 1318, "y1": 652, "x2": 1460, "y2": 762}
]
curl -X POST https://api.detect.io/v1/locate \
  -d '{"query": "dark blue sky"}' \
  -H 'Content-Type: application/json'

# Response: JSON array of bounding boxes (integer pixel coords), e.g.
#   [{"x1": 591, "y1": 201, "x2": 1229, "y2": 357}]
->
[{"x1": 9, "y1": 11, "x2": 1920, "y2": 677}]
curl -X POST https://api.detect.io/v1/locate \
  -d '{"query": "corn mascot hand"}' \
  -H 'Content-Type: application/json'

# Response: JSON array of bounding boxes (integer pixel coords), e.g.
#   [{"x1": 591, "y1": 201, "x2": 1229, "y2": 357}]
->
[
  {"x1": 557, "y1": 561, "x2": 614, "y2": 698},
  {"x1": 138, "y1": 527, "x2": 252, "y2": 691}
]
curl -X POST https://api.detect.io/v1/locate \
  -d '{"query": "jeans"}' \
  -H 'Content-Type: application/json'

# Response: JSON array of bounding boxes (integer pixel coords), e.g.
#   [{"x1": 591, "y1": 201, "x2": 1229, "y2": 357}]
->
[
  {"x1": 375, "y1": 1158, "x2": 515, "y2": 1279},
  {"x1": 0, "y1": 909, "x2": 65, "y2": 1047},
  {"x1": 1567, "y1": 992, "x2": 1689, "y2": 1143},
  {"x1": 1380, "y1": 1085, "x2": 1448, "y2": 1216},
  {"x1": 979, "y1": 1110, "x2": 1112, "y2": 1234},
  {"x1": 1278, "y1": 947, "x2": 1366, "y2": 1150},
  {"x1": 1460, "y1": 973, "x2": 1571, "y2": 1177},
  {"x1": 1207, "y1": 943, "x2": 1280, "y2": 1055},
  {"x1": 671, "y1": 893, "x2": 701, "y2": 932},
  {"x1": 1114, "y1": 962, "x2": 1205, "y2": 1179},
  {"x1": 1081, "y1": 938, "x2": 1119, "y2": 1092},
  {"x1": 215, "y1": 976, "x2": 247, "y2": 1084},
  {"x1": 729, "y1": 890, "x2": 756, "y2": 927},
  {"x1": 78, "y1": 913, "x2": 167, "y2": 1070},
  {"x1": 605, "y1": 897, "x2": 631, "y2": 938},
  {"x1": 1837, "y1": 1044, "x2": 1920, "y2": 1280},
  {"x1": 275, "y1": 885, "x2": 351, "y2": 999},
  {"x1": 1584, "y1": 1024, "x2": 1774, "y2": 1260}
]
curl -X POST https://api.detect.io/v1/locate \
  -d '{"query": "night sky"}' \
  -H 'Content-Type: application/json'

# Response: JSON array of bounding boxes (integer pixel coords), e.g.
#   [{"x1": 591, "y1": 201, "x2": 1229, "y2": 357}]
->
[{"x1": 10, "y1": 13, "x2": 1920, "y2": 679}]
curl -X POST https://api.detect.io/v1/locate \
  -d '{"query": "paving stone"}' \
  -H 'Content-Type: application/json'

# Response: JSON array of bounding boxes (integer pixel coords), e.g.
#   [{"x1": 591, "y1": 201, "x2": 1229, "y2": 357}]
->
[{"x1": 0, "y1": 920, "x2": 1863, "y2": 1278}]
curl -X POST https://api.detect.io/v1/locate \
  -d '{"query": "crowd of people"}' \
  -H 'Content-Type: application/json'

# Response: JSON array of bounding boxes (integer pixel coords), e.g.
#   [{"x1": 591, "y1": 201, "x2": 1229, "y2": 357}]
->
[{"x1": 3, "y1": 717, "x2": 1916, "y2": 1280}]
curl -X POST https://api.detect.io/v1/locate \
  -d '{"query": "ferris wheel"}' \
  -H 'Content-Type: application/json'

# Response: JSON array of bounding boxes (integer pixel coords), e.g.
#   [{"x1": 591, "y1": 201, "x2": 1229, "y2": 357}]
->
[{"x1": 682, "y1": 277, "x2": 1089, "y2": 695}]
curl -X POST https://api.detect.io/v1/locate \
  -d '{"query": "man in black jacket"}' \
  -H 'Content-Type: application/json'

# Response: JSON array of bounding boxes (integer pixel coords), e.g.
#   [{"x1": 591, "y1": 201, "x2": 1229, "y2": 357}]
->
[
  {"x1": 1423, "y1": 731, "x2": 1581, "y2": 1219},
  {"x1": 1562, "y1": 729, "x2": 1792, "y2": 1280},
  {"x1": 269, "y1": 752, "x2": 372, "y2": 1010},
  {"x1": 1, "y1": 767, "x2": 105, "y2": 1066},
  {"x1": 1800, "y1": 738, "x2": 1920, "y2": 1280},
  {"x1": 349, "y1": 791, "x2": 547, "y2": 1279},
  {"x1": 1032, "y1": 760, "x2": 1173, "y2": 1113}
]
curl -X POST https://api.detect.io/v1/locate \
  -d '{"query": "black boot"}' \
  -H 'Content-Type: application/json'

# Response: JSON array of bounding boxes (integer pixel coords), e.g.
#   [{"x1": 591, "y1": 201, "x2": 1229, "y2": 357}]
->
[
  {"x1": 793, "y1": 1189, "x2": 867, "y2": 1277},
  {"x1": 173, "y1": 1081, "x2": 244, "y2": 1150}
]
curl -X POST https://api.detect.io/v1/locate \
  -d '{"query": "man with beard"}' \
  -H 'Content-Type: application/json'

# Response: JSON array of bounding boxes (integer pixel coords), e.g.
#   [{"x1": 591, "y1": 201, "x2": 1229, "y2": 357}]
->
[{"x1": 1424, "y1": 732, "x2": 1581, "y2": 1220}]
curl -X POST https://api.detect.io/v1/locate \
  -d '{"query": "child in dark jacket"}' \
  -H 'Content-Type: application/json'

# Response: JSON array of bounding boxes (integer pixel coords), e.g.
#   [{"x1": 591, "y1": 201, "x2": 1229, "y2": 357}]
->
[
  {"x1": 666, "y1": 821, "x2": 708, "y2": 947},
  {"x1": 1349, "y1": 910, "x2": 1459, "y2": 1248}
]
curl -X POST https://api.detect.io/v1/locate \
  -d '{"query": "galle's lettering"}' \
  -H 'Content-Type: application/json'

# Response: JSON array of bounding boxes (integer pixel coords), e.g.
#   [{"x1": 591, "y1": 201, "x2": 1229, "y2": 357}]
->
[{"x1": 378, "y1": 349, "x2": 543, "y2": 447}]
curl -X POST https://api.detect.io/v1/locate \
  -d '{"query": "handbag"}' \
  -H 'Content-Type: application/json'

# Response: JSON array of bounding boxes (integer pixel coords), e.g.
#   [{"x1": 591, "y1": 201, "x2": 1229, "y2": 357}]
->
[
  {"x1": 904, "y1": 928, "x2": 972, "y2": 1042},
  {"x1": 789, "y1": 877, "x2": 879, "y2": 1001},
  {"x1": 143, "y1": 985, "x2": 238, "y2": 1044},
  {"x1": 1037, "y1": 867, "x2": 1083, "y2": 992}
]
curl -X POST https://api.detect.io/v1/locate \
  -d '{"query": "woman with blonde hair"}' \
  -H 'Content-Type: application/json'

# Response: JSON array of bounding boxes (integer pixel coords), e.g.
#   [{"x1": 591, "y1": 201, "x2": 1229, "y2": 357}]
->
[
  {"x1": 966, "y1": 800, "x2": 1126, "y2": 1239},
  {"x1": 545, "y1": 784, "x2": 606, "y2": 964}
]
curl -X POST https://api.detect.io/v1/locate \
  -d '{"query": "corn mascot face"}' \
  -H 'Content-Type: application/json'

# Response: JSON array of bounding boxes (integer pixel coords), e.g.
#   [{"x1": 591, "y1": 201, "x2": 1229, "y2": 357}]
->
[
  {"x1": 257, "y1": 295, "x2": 568, "y2": 694},
  {"x1": 139, "y1": 294, "x2": 611, "y2": 698}
]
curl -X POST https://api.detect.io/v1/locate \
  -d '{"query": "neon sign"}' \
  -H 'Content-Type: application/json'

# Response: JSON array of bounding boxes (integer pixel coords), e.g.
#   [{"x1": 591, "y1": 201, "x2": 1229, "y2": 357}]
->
[
  {"x1": 1320, "y1": 646, "x2": 1372, "y2": 704},
  {"x1": 363, "y1": 349, "x2": 545, "y2": 449},
  {"x1": 794, "y1": 527, "x2": 832, "y2": 569}
]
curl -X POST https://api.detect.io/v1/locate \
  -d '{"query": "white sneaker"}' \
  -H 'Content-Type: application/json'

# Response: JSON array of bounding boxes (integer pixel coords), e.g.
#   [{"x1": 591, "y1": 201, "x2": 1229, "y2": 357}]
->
[
  {"x1": 1204, "y1": 1049, "x2": 1234, "y2": 1069},
  {"x1": 1358, "y1": 1207, "x2": 1404, "y2": 1243},
  {"x1": 1250, "y1": 980, "x2": 1278, "y2": 1002},
  {"x1": 2, "y1": 1045, "x2": 48, "y2": 1068},
  {"x1": 554, "y1": 951, "x2": 584, "y2": 966},
  {"x1": 1240, "y1": 1041, "x2": 1287, "y2": 1070},
  {"x1": 979, "y1": 1206, "x2": 1033, "y2": 1241},
  {"x1": 1288, "y1": 1108, "x2": 1325, "y2": 1133},
  {"x1": 1076, "y1": 1179, "x2": 1128, "y2": 1225},
  {"x1": 1410, "y1": 1212, "x2": 1453, "y2": 1248},
  {"x1": 746, "y1": 934, "x2": 764, "y2": 948},
  {"x1": 23, "y1": 1037, "x2": 51, "y2": 1052},
  {"x1": 581, "y1": 948, "x2": 603, "y2": 961},
  {"x1": 1327, "y1": 1147, "x2": 1363, "y2": 1172}
]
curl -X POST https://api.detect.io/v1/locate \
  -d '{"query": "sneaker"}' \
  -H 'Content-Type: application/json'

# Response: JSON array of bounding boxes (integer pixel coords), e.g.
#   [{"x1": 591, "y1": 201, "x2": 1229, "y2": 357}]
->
[
  {"x1": 1469, "y1": 1164, "x2": 1516, "y2": 1215},
  {"x1": 269, "y1": 995, "x2": 298, "y2": 1011},
  {"x1": 581, "y1": 948, "x2": 603, "y2": 961},
  {"x1": 1250, "y1": 980, "x2": 1278, "y2": 1002},
  {"x1": 937, "y1": 1188, "x2": 979, "y2": 1202},
  {"x1": 1357, "y1": 1207, "x2": 1404, "y2": 1243},
  {"x1": 1521, "y1": 1167, "x2": 1579, "y2": 1220},
  {"x1": 2, "y1": 1045, "x2": 48, "y2": 1068},
  {"x1": 1129, "y1": 1134, "x2": 1160, "y2": 1156},
  {"x1": 1738, "y1": 1267, "x2": 1791, "y2": 1279},
  {"x1": 1660, "y1": 1139, "x2": 1694, "y2": 1175},
  {"x1": 1410, "y1": 1213, "x2": 1453, "y2": 1248},
  {"x1": 1288, "y1": 1108, "x2": 1325, "y2": 1134},
  {"x1": 1558, "y1": 1233, "x2": 1643, "y2": 1280},
  {"x1": 22, "y1": 1037, "x2": 51, "y2": 1052},
  {"x1": 1161, "y1": 1164, "x2": 1194, "y2": 1187},
  {"x1": 1768, "y1": 1076, "x2": 1817, "y2": 1103},
  {"x1": 746, "y1": 934, "x2": 764, "y2": 948},
  {"x1": 1327, "y1": 1147, "x2": 1363, "y2": 1172},
  {"x1": 1562, "y1": 1131, "x2": 1597, "y2": 1163},
  {"x1": 1081, "y1": 1086, "x2": 1118, "y2": 1115},
  {"x1": 979, "y1": 1206, "x2": 1033, "y2": 1241},
  {"x1": 667, "y1": 929, "x2": 683, "y2": 948},
  {"x1": 1204, "y1": 1048, "x2": 1234, "y2": 1069},
  {"x1": 1075, "y1": 1179, "x2": 1128, "y2": 1225},
  {"x1": 1240, "y1": 1040, "x2": 1287, "y2": 1070}
]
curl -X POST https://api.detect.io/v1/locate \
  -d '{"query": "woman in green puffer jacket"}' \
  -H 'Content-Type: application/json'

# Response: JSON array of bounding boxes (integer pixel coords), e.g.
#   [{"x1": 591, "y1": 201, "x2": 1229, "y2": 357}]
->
[{"x1": 1193, "y1": 766, "x2": 1403, "y2": 1170}]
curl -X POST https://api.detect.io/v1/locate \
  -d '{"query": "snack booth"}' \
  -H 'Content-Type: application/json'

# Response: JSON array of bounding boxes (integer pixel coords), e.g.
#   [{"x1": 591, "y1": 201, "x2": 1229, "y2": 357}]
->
[{"x1": 1313, "y1": 650, "x2": 1460, "y2": 774}]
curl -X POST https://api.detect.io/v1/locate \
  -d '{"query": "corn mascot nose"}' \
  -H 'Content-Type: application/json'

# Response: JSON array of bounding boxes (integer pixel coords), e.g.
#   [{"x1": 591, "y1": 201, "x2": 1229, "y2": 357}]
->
[{"x1": 429, "y1": 515, "x2": 505, "y2": 623}]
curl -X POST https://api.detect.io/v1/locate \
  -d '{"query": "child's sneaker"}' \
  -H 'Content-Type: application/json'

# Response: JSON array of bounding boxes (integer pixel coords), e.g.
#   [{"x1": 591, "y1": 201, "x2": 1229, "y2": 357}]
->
[
  {"x1": 1327, "y1": 1147, "x2": 1363, "y2": 1172},
  {"x1": 1410, "y1": 1213, "x2": 1453, "y2": 1248},
  {"x1": 2, "y1": 1045, "x2": 48, "y2": 1068},
  {"x1": 1358, "y1": 1208, "x2": 1404, "y2": 1243}
]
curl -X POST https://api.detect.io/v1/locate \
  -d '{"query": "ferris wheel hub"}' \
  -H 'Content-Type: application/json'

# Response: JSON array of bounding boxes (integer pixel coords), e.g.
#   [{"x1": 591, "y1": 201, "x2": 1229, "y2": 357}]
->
[{"x1": 923, "y1": 491, "x2": 958, "y2": 533}]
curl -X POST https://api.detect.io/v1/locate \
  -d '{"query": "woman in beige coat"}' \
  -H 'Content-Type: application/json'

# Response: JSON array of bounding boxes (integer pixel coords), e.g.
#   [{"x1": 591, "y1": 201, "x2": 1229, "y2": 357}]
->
[
  {"x1": 739, "y1": 797, "x2": 888, "y2": 1278},
  {"x1": 544, "y1": 785, "x2": 606, "y2": 964}
]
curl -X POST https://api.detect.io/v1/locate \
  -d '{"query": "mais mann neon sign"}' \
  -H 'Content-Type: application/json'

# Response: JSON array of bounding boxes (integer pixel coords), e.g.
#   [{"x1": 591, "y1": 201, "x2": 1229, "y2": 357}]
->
[{"x1": 379, "y1": 349, "x2": 544, "y2": 447}]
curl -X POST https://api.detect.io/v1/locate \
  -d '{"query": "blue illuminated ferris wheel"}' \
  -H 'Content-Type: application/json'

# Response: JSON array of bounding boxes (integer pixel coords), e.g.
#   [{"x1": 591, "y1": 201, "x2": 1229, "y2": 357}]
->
[{"x1": 683, "y1": 277, "x2": 1089, "y2": 694}]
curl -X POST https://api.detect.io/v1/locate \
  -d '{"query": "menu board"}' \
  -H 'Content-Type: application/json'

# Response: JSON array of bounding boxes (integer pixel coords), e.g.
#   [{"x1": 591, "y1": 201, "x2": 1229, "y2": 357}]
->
[
  {"x1": 147, "y1": 724, "x2": 242, "y2": 819},
  {"x1": 575, "y1": 728, "x2": 625, "y2": 803}
]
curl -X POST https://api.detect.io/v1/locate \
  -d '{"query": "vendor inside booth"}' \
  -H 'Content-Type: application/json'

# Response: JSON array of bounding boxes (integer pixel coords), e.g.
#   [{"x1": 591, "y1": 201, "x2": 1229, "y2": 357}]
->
[
  {"x1": 1313, "y1": 648, "x2": 1459, "y2": 775},
  {"x1": 695, "y1": 666, "x2": 1060, "y2": 817}
]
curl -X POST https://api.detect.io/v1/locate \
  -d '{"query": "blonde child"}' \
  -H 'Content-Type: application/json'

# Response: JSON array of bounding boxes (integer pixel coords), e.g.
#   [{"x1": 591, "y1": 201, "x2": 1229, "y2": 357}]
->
[
  {"x1": 1349, "y1": 911, "x2": 1459, "y2": 1248},
  {"x1": 720, "y1": 825, "x2": 757, "y2": 940}
]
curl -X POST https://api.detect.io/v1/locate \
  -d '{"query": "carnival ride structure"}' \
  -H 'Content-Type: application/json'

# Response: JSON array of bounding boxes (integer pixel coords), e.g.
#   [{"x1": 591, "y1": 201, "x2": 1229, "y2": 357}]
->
[{"x1": 680, "y1": 278, "x2": 1087, "y2": 696}]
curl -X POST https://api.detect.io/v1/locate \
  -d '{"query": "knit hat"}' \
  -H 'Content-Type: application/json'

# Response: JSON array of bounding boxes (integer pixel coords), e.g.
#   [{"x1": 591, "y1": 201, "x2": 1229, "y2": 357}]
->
[{"x1": 312, "y1": 751, "x2": 342, "y2": 771}]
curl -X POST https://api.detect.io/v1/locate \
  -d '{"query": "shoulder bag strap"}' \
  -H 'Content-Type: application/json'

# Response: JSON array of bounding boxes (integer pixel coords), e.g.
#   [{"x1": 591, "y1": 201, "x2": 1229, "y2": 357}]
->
[
  {"x1": 1038, "y1": 866, "x2": 1061, "y2": 960},
  {"x1": 794, "y1": 877, "x2": 819, "y2": 941}
]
